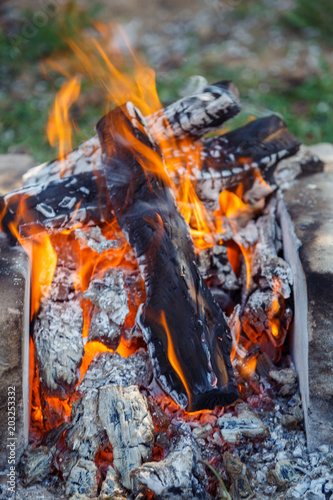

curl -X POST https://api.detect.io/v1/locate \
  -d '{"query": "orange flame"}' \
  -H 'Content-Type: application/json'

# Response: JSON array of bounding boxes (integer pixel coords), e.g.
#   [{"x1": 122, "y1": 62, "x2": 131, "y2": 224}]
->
[
  {"x1": 47, "y1": 76, "x2": 81, "y2": 176},
  {"x1": 160, "y1": 311, "x2": 191, "y2": 406},
  {"x1": 268, "y1": 277, "x2": 282, "y2": 339}
]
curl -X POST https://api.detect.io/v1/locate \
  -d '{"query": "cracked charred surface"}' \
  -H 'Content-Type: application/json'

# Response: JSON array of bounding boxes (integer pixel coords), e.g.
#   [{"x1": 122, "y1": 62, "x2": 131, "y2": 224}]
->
[{"x1": 97, "y1": 104, "x2": 239, "y2": 412}]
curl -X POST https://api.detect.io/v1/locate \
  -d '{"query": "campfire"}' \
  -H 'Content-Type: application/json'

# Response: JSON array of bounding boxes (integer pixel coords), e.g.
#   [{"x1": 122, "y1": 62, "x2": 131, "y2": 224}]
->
[{"x1": 0, "y1": 37, "x2": 329, "y2": 499}]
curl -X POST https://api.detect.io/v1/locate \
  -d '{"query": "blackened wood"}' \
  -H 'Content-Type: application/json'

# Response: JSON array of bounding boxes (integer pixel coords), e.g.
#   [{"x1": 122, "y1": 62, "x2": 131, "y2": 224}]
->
[
  {"x1": 1, "y1": 171, "x2": 111, "y2": 241},
  {"x1": 206, "y1": 115, "x2": 300, "y2": 171},
  {"x1": 0, "y1": 112, "x2": 302, "y2": 240},
  {"x1": 97, "y1": 105, "x2": 239, "y2": 412},
  {"x1": 197, "y1": 115, "x2": 301, "y2": 202},
  {"x1": 146, "y1": 80, "x2": 241, "y2": 140}
]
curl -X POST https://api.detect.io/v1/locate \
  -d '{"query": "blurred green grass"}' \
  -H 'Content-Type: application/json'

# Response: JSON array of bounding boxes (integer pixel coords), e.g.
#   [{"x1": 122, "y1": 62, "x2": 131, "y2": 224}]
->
[
  {"x1": 0, "y1": 0, "x2": 332, "y2": 164},
  {"x1": 281, "y1": 0, "x2": 333, "y2": 44}
]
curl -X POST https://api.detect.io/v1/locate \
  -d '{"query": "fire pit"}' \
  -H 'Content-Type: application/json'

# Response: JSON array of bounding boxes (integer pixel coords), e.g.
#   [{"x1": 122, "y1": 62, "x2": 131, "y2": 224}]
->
[{"x1": 0, "y1": 67, "x2": 332, "y2": 499}]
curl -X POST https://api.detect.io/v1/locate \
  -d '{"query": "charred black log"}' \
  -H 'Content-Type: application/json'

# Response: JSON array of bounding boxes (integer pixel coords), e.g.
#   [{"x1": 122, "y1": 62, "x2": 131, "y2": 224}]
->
[
  {"x1": 0, "y1": 115, "x2": 301, "y2": 239},
  {"x1": 0, "y1": 171, "x2": 111, "y2": 241},
  {"x1": 197, "y1": 115, "x2": 301, "y2": 202},
  {"x1": 97, "y1": 105, "x2": 239, "y2": 412}
]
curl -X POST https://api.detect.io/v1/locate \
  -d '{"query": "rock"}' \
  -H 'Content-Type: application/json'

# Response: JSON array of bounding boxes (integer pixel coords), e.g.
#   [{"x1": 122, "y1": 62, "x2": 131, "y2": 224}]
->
[
  {"x1": 65, "y1": 458, "x2": 98, "y2": 498},
  {"x1": 98, "y1": 384, "x2": 154, "y2": 490},
  {"x1": 131, "y1": 435, "x2": 209, "y2": 500},
  {"x1": 0, "y1": 153, "x2": 35, "y2": 194},
  {"x1": 218, "y1": 409, "x2": 268, "y2": 444}
]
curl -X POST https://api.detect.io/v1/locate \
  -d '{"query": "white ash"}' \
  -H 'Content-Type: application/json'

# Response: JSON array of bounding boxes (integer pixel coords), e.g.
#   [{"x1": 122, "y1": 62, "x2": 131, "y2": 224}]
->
[
  {"x1": 65, "y1": 389, "x2": 105, "y2": 460},
  {"x1": 47, "y1": 264, "x2": 76, "y2": 302},
  {"x1": 218, "y1": 407, "x2": 269, "y2": 444},
  {"x1": 34, "y1": 299, "x2": 84, "y2": 398},
  {"x1": 250, "y1": 205, "x2": 293, "y2": 299},
  {"x1": 221, "y1": 389, "x2": 333, "y2": 500},
  {"x1": 196, "y1": 244, "x2": 240, "y2": 291},
  {"x1": 99, "y1": 466, "x2": 128, "y2": 500},
  {"x1": 83, "y1": 268, "x2": 129, "y2": 348},
  {"x1": 65, "y1": 458, "x2": 98, "y2": 499},
  {"x1": 84, "y1": 268, "x2": 129, "y2": 319},
  {"x1": 66, "y1": 349, "x2": 152, "y2": 460},
  {"x1": 79, "y1": 349, "x2": 152, "y2": 394},
  {"x1": 88, "y1": 307, "x2": 122, "y2": 349},
  {"x1": 131, "y1": 434, "x2": 209, "y2": 500},
  {"x1": 75, "y1": 226, "x2": 121, "y2": 254},
  {"x1": 22, "y1": 136, "x2": 101, "y2": 186},
  {"x1": 98, "y1": 384, "x2": 154, "y2": 490}
]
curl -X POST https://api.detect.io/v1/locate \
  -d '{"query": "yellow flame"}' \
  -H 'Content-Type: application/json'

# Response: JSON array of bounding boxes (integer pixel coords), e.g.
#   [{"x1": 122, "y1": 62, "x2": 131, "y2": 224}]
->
[
  {"x1": 160, "y1": 311, "x2": 191, "y2": 405},
  {"x1": 47, "y1": 76, "x2": 81, "y2": 176}
]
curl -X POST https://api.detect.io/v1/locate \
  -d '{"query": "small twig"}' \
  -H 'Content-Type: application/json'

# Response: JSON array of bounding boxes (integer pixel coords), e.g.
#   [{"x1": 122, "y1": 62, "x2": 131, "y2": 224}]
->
[{"x1": 200, "y1": 459, "x2": 231, "y2": 500}]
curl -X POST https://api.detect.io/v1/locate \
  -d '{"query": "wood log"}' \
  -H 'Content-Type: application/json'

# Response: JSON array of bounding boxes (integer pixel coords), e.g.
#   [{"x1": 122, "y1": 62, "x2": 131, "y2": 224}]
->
[
  {"x1": 34, "y1": 266, "x2": 84, "y2": 399},
  {"x1": 0, "y1": 111, "x2": 302, "y2": 239},
  {"x1": 98, "y1": 384, "x2": 155, "y2": 490},
  {"x1": 19, "y1": 422, "x2": 70, "y2": 487},
  {"x1": 65, "y1": 349, "x2": 152, "y2": 460},
  {"x1": 83, "y1": 268, "x2": 129, "y2": 349},
  {"x1": 65, "y1": 458, "x2": 99, "y2": 498},
  {"x1": 131, "y1": 434, "x2": 209, "y2": 500},
  {"x1": 97, "y1": 105, "x2": 239, "y2": 412},
  {"x1": 146, "y1": 80, "x2": 241, "y2": 140},
  {"x1": 196, "y1": 115, "x2": 301, "y2": 203},
  {"x1": 0, "y1": 170, "x2": 111, "y2": 241},
  {"x1": 239, "y1": 201, "x2": 293, "y2": 362}
]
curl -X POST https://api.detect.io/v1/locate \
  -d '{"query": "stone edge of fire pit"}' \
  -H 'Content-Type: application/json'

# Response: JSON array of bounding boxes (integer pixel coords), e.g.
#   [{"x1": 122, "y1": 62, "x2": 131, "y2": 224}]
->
[
  {"x1": 278, "y1": 143, "x2": 333, "y2": 451},
  {"x1": 0, "y1": 234, "x2": 30, "y2": 476}
]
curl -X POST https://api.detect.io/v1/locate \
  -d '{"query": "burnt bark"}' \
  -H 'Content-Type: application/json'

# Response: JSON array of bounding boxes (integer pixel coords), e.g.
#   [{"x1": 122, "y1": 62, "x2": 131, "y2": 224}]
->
[
  {"x1": 146, "y1": 80, "x2": 240, "y2": 139},
  {"x1": 96, "y1": 105, "x2": 239, "y2": 412},
  {"x1": 196, "y1": 115, "x2": 301, "y2": 202},
  {"x1": 0, "y1": 112, "x2": 301, "y2": 239}
]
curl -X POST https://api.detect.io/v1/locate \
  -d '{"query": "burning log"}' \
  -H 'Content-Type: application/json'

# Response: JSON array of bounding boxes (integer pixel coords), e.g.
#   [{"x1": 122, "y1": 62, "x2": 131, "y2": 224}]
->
[
  {"x1": 0, "y1": 171, "x2": 111, "y2": 240},
  {"x1": 0, "y1": 87, "x2": 303, "y2": 239},
  {"x1": 240, "y1": 202, "x2": 293, "y2": 361},
  {"x1": 34, "y1": 268, "x2": 84, "y2": 398},
  {"x1": 65, "y1": 458, "x2": 99, "y2": 498},
  {"x1": 97, "y1": 104, "x2": 239, "y2": 412},
  {"x1": 99, "y1": 384, "x2": 154, "y2": 490},
  {"x1": 19, "y1": 422, "x2": 70, "y2": 486},
  {"x1": 83, "y1": 268, "x2": 130, "y2": 349},
  {"x1": 131, "y1": 434, "x2": 209, "y2": 500},
  {"x1": 146, "y1": 80, "x2": 240, "y2": 140},
  {"x1": 196, "y1": 115, "x2": 301, "y2": 203},
  {"x1": 65, "y1": 349, "x2": 152, "y2": 461}
]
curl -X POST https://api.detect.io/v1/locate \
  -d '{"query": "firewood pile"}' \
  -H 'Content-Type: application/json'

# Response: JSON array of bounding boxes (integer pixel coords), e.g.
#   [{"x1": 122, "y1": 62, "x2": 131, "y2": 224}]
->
[{"x1": 1, "y1": 79, "x2": 331, "y2": 500}]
